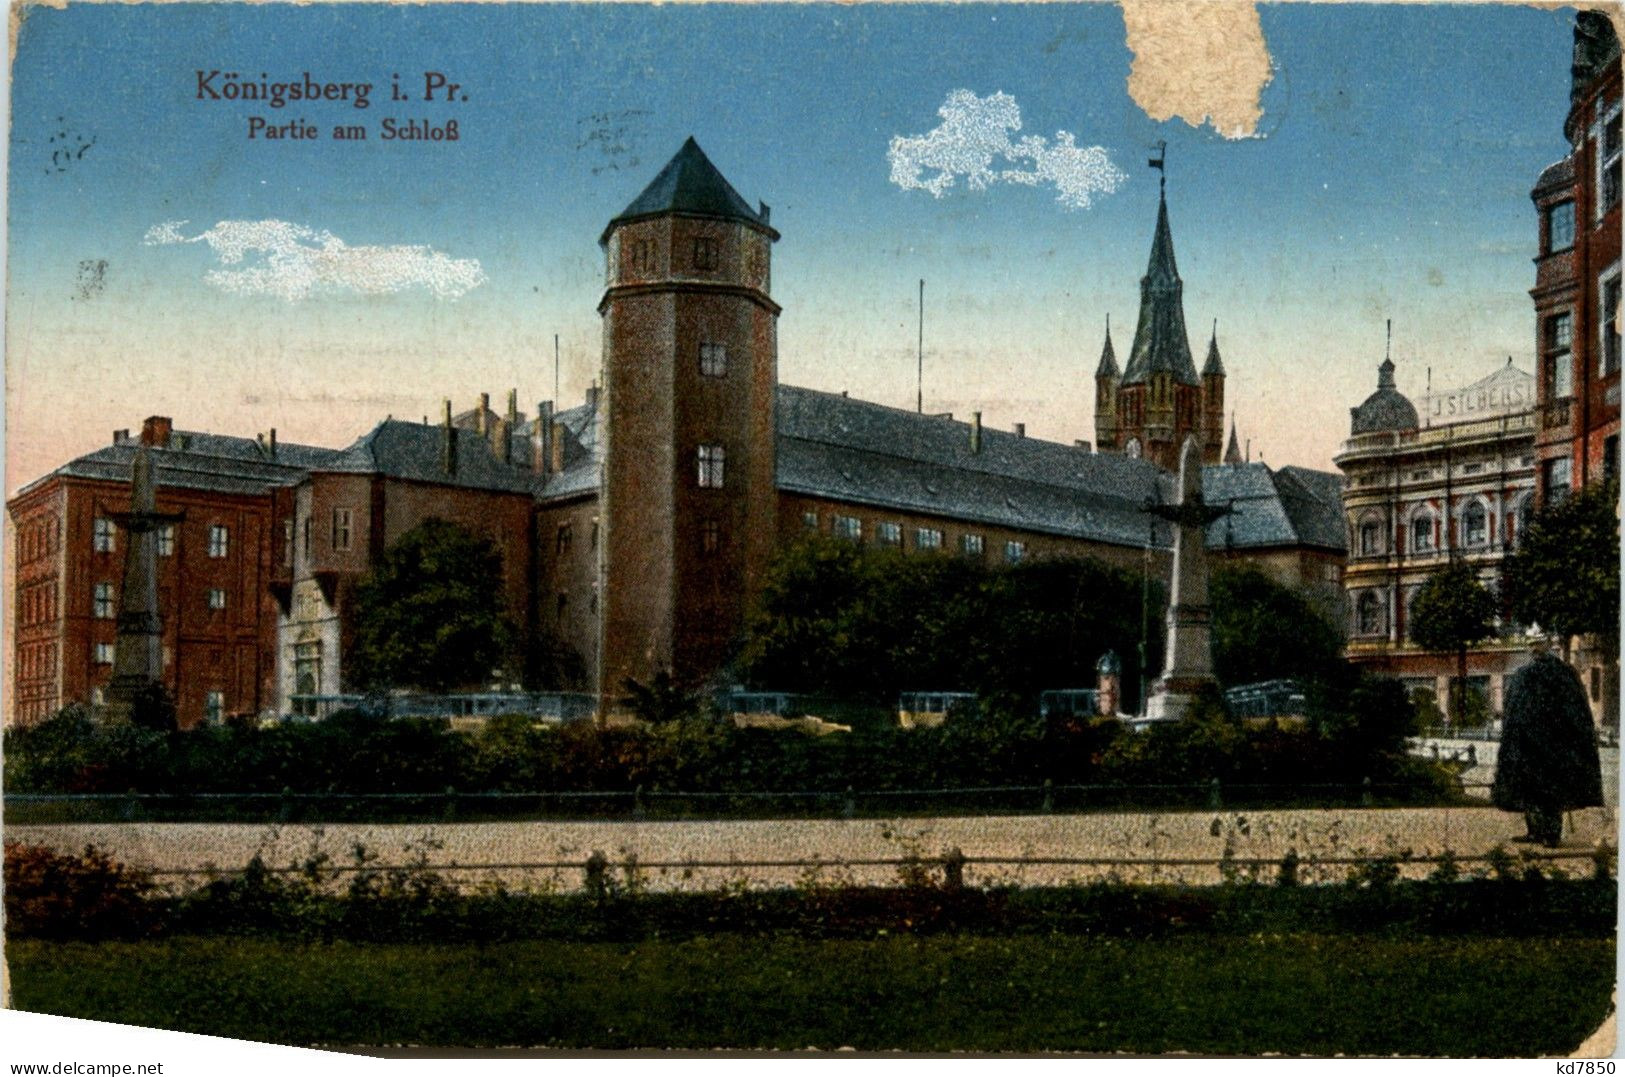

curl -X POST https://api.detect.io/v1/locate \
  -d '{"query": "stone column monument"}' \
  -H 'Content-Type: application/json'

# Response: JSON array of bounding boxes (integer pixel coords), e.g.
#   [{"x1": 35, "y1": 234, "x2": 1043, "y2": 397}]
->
[
  {"x1": 103, "y1": 446, "x2": 182, "y2": 724},
  {"x1": 1144, "y1": 436, "x2": 1230, "y2": 722}
]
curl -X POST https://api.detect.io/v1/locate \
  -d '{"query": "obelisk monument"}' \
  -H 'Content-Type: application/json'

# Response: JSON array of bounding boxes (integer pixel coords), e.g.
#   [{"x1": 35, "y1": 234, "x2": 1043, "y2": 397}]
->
[
  {"x1": 103, "y1": 446, "x2": 178, "y2": 723},
  {"x1": 1144, "y1": 436, "x2": 1229, "y2": 722}
]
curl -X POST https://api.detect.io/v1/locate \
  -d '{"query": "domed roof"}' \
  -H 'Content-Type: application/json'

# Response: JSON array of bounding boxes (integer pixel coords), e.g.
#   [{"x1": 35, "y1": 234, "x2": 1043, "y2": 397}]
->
[
  {"x1": 1095, "y1": 649, "x2": 1122, "y2": 675},
  {"x1": 1350, "y1": 358, "x2": 1419, "y2": 434}
]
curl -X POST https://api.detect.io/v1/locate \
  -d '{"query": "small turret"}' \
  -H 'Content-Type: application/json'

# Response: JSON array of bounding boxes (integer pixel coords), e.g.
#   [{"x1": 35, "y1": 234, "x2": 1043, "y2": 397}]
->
[
  {"x1": 1200, "y1": 321, "x2": 1226, "y2": 465},
  {"x1": 1093, "y1": 314, "x2": 1120, "y2": 452}
]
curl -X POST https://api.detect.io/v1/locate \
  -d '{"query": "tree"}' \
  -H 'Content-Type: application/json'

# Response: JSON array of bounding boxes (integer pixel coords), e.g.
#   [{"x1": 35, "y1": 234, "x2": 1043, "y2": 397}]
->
[
  {"x1": 1209, "y1": 566, "x2": 1346, "y2": 688},
  {"x1": 348, "y1": 518, "x2": 515, "y2": 692},
  {"x1": 1503, "y1": 478, "x2": 1620, "y2": 656},
  {"x1": 734, "y1": 537, "x2": 1154, "y2": 708},
  {"x1": 1408, "y1": 561, "x2": 1499, "y2": 726}
]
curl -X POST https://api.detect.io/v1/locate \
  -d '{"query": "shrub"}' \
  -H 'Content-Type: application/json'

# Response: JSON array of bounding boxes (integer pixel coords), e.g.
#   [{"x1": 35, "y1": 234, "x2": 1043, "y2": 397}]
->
[{"x1": 3, "y1": 842, "x2": 159, "y2": 940}]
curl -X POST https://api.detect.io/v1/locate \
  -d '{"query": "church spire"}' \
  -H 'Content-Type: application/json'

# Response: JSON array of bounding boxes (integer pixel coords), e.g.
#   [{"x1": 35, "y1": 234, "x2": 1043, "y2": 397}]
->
[
  {"x1": 1121, "y1": 187, "x2": 1198, "y2": 386},
  {"x1": 1096, "y1": 313, "x2": 1119, "y2": 378},
  {"x1": 1224, "y1": 416, "x2": 1244, "y2": 466},
  {"x1": 1202, "y1": 319, "x2": 1225, "y2": 378}
]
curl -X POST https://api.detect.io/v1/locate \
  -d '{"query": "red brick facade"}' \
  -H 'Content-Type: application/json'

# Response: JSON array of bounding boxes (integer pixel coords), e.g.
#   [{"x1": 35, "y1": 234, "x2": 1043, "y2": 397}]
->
[{"x1": 9, "y1": 466, "x2": 281, "y2": 728}]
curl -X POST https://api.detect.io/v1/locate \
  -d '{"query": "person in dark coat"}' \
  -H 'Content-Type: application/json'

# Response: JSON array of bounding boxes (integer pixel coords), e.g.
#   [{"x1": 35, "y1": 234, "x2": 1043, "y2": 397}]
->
[{"x1": 1492, "y1": 647, "x2": 1604, "y2": 847}]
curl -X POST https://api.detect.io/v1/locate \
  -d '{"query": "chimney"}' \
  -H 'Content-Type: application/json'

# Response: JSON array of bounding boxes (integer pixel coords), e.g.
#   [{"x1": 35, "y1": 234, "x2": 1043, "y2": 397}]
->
[
  {"x1": 970, "y1": 411, "x2": 983, "y2": 454},
  {"x1": 535, "y1": 401, "x2": 554, "y2": 475},
  {"x1": 1014, "y1": 422, "x2": 1026, "y2": 439},
  {"x1": 758, "y1": 201, "x2": 771, "y2": 224},
  {"x1": 585, "y1": 383, "x2": 600, "y2": 410},
  {"x1": 140, "y1": 416, "x2": 172, "y2": 448},
  {"x1": 506, "y1": 388, "x2": 519, "y2": 427},
  {"x1": 113, "y1": 429, "x2": 130, "y2": 445},
  {"x1": 494, "y1": 417, "x2": 512, "y2": 465},
  {"x1": 441, "y1": 399, "x2": 457, "y2": 475},
  {"x1": 257, "y1": 428, "x2": 277, "y2": 460},
  {"x1": 476, "y1": 392, "x2": 490, "y2": 436},
  {"x1": 550, "y1": 420, "x2": 566, "y2": 473}
]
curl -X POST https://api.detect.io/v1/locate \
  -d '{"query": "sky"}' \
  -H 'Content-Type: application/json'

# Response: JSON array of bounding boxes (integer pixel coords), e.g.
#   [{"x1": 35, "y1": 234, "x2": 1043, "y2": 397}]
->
[{"x1": 4, "y1": 2, "x2": 1582, "y2": 493}]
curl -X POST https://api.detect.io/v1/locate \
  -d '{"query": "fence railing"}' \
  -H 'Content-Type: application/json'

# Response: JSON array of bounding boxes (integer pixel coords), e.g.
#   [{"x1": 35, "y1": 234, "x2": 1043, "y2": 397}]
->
[{"x1": 6, "y1": 776, "x2": 1485, "y2": 824}]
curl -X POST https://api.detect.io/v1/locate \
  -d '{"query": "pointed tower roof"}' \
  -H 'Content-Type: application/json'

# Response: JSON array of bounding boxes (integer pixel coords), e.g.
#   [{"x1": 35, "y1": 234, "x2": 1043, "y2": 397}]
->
[
  {"x1": 1095, "y1": 315, "x2": 1120, "y2": 379},
  {"x1": 601, "y1": 137, "x2": 776, "y2": 243},
  {"x1": 1223, "y1": 419, "x2": 1244, "y2": 466},
  {"x1": 1121, "y1": 192, "x2": 1199, "y2": 387},
  {"x1": 1202, "y1": 321, "x2": 1225, "y2": 378}
]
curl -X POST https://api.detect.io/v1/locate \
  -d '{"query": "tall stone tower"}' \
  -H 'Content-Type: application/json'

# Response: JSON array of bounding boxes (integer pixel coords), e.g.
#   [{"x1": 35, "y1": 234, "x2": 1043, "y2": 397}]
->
[
  {"x1": 1109, "y1": 190, "x2": 1209, "y2": 471},
  {"x1": 1200, "y1": 322, "x2": 1226, "y2": 466},
  {"x1": 1093, "y1": 315, "x2": 1120, "y2": 453},
  {"x1": 596, "y1": 137, "x2": 781, "y2": 707}
]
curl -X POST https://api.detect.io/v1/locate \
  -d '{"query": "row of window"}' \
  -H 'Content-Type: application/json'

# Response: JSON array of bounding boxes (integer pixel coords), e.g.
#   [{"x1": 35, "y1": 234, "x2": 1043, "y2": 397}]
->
[
  {"x1": 1353, "y1": 584, "x2": 1508, "y2": 640},
  {"x1": 18, "y1": 581, "x2": 59, "y2": 627},
  {"x1": 626, "y1": 236, "x2": 721, "y2": 276},
  {"x1": 283, "y1": 508, "x2": 355, "y2": 567},
  {"x1": 1354, "y1": 499, "x2": 1529, "y2": 557},
  {"x1": 17, "y1": 641, "x2": 58, "y2": 682},
  {"x1": 806, "y1": 510, "x2": 1021, "y2": 561},
  {"x1": 553, "y1": 519, "x2": 600, "y2": 556},
  {"x1": 92, "y1": 581, "x2": 228, "y2": 618},
  {"x1": 1543, "y1": 286, "x2": 1622, "y2": 398},
  {"x1": 93, "y1": 519, "x2": 226, "y2": 558},
  {"x1": 17, "y1": 517, "x2": 60, "y2": 563}
]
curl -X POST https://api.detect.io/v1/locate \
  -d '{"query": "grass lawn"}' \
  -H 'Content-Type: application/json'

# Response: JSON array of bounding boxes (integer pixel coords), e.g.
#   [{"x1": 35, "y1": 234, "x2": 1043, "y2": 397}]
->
[{"x1": 8, "y1": 933, "x2": 1614, "y2": 1054}]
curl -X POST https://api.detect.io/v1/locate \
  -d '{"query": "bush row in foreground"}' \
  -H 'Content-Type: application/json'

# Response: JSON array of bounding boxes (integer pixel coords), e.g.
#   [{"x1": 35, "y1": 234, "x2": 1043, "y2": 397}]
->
[{"x1": 6, "y1": 841, "x2": 1614, "y2": 945}]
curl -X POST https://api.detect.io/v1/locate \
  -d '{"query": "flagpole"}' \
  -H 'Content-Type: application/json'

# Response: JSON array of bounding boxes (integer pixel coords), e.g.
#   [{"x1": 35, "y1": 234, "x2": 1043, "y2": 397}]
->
[{"x1": 917, "y1": 279, "x2": 924, "y2": 414}]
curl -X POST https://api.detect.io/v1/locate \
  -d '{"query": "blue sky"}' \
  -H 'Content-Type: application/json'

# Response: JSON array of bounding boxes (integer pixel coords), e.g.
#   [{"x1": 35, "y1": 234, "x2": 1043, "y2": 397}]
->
[{"x1": 6, "y1": 3, "x2": 1580, "y2": 488}]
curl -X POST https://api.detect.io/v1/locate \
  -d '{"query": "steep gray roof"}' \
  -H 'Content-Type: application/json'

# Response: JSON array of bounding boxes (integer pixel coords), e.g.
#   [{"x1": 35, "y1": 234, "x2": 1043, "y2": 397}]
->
[
  {"x1": 602, "y1": 137, "x2": 774, "y2": 242},
  {"x1": 14, "y1": 432, "x2": 340, "y2": 499},
  {"x1": 1201, "y1": 326, "x2": 1225, "y2": 378},
  {"x1": 1275, "y1": 466, "x2": 1348, "y2": 550},
  {"x1": 1201, "y1": 461, "x2": 1347, "y2": 553},
  {"x1": 1095, "y1": 321, "x2": 1119, "y2": 379},
  {"x1": 775, "y1": 386, "x2": 1345, "y2": 554},
  {"x1": 1121, "y1": 195, "x2": 1199, "y2": 387},
  {"x1": 534, "y1": 402, "x2": 602, "y2": 501},
  {"x1": 326, "y1": 420, "x2": 538, "y2": 494}
]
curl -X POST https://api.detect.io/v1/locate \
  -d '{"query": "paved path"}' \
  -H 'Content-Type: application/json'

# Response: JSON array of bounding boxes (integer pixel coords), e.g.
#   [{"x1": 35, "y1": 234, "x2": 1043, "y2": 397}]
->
[{"x1": 8, "y1": 804, "x2": 1616, "y2": 891}]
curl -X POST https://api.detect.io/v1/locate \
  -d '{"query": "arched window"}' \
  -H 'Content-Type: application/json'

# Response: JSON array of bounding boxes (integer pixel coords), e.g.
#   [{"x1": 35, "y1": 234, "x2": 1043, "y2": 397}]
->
[
  {"x1": 1410, "y1": 510, "x2": 1435, "y2": 554},
  {"x1": 1461, "y1": 500, "x2": 1488, "y2": 547},
  {"x1": 1357, "y1": 591, "x2": 1385, "y2": 636},
  {"x1": 1358, "y1": 516, "x2": 1384, "y2": 557}
]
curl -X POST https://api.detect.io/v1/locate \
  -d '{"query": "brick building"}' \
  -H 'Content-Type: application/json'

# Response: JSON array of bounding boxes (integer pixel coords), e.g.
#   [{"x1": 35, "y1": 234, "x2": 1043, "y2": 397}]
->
[
  {"x1": 1531, "y1": 10, "x2": 1621, "y2": 500},
  {"x1": 1527, "y1": 10, "x2": 1621, "y2": 728},
  {"x1": 8, "y1": 138, "x2": 1347, "y2": 725},
  {"x1": 1335, "y1": 356, "x2": 1539, "y2": 720},
  {"x1": 8, "y1": 418, "x2": 337, "y2": 725}
]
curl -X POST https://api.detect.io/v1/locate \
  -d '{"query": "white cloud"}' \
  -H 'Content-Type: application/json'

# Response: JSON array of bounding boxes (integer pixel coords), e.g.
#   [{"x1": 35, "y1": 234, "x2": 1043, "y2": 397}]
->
[
  {"x1": 142, "y1": 219, "x2": 486, "y2": 301},
  {"x1": 888, "y1": 90, "x2": 1127, "y2": 211}
]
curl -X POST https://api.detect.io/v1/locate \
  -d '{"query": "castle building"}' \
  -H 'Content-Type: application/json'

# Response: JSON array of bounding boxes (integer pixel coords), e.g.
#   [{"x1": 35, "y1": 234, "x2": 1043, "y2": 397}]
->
[
  {"x1": 7, "y1": 139, "x2": 1346, "y2": 726},
  {"x1": 1093, "y1": 188, "x2": 1226, "y2": 470},
  {"x1": 1334, "y1": 354, "x2": 1538, "y2": 720}
]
